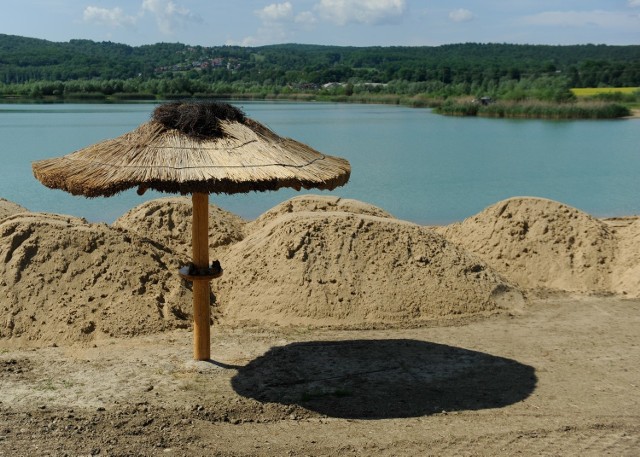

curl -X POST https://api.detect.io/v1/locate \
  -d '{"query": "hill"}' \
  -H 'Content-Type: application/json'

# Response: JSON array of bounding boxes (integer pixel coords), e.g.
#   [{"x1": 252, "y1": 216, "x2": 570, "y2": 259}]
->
[{"x1": 1, "y1": 34, "x2": 639, "y2": 100}]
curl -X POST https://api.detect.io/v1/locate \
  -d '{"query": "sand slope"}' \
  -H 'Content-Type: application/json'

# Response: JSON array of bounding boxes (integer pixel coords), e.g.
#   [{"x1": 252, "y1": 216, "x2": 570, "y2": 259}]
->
[
  {"x1": 113, "y1": 197, "x2": 245, "y2": 258},
  {"x1": 437, "y1": 197, "x2": 619, "y2": 294},
  {"x1": 217, "y1": 211, "x2": 521, "y2": 327},
  {"x1": 249, "y1": 195, "x2": 393, "y2": 232},
  {"x1": 0, "y1": 212, "x2": 192, "y2": 345},
  {"x1": 0, "y1": 198, "x2": 28, "y2": 221},
  {"x1": 604, "y1": 216, "x2": 640, "y2": 296},
  {"x1": 3, "y1": 194, "x2": 639, "y2": 346}
]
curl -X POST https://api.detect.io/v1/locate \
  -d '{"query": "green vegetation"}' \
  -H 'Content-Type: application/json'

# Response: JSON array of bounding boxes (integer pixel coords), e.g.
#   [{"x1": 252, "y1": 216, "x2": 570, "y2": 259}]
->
[
  {"x1": 572, "y1": 87, "x2": 638, "y2": 96},
  {"x1": 571, "y1": 86, "x2": 640, "y2": 110},
  {"x1": 437, "y1": 99, "x2": 631, "y2": 119},
  {"x1": 1, "y1": 34, "x2": 639, "y2": 118}
]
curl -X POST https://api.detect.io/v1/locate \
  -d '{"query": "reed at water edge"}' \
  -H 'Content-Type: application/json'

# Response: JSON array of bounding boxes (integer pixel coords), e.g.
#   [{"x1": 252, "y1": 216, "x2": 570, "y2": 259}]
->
[{"x1": 436, "y1": 99, "x2": 631, "y2": 119}]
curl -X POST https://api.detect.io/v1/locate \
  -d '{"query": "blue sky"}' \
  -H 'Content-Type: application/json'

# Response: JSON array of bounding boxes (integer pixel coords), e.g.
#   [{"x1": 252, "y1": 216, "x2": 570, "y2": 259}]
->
[{"x1": 2, "y1": 0, "x2": 639, "y2": 47}]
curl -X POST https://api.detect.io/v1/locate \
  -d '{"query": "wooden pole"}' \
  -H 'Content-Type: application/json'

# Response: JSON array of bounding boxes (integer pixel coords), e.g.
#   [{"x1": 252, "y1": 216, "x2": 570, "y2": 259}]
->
[{"x1": 192, "y1": 192, "x2": 210, "y2": 360}]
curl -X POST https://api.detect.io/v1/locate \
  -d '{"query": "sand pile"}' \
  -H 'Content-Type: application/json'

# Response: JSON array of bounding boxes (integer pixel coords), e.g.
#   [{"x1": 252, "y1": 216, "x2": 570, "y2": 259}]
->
[
  {"x1": 216, "y1": 211, "x2": 522, "y2": 327},
  {"x1": 437, "y1": 197, "x2": 617, "y2": 294},
  {"x1": 4, "y1": 193, "x2": 637, "y2": 346},
  {"x1": 113, "y1": 197, "x2": 245, "y2": 258},
  {"x1": 604, "y1": 217, "x2": 640, "y2": 297},
  {"x1": 249, "y1": 195, "x2": 393, "y2": 231},
  {"x1": 0, "y1": 212, "x2": 193, "y2": 346},
  {"x1": 0, "y1": 198, "x2": 28, "y2": 220}
]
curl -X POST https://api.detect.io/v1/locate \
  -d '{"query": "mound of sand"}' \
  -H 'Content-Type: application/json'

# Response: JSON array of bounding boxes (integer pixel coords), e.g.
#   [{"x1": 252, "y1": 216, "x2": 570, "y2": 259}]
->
[
  {"x1": 216, "y1": 211, "x2": 522, "y2": 327},
  {"x1": 249, "y1": 195, "x2": 393, "y2": 232},
  {"x1": 113, "y1": 197, "x2": 245, "y2": 258},
  {"x1": 0, "y1": 212, "x2": 193, "y2": 346},
  {"x1": 6, "y1": 193, "x2": 636, "y2": 347},
  {"x1": 437, "y1": 197, "x2": 616, "y2": 294},
  {"x1": 604, "y1": 217, "x2": 640, "y2": 297},
  {"x1": 0, "y1": 198, "x2": 28, "y2": 221}
]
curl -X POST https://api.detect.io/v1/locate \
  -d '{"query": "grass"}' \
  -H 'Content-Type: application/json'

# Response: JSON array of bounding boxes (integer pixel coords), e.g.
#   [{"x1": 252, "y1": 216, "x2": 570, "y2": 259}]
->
[
  {"x1": 571, "y1": 87, "x2": 639, "y2": 97},
  {"x1": 3, "y1": 89, "x2": 635, "y2": 118},
  {"x1": 35, "y1": 378, "x2": 77, "y2": 391},
  {"x1": 436, "y1": 99, "x2": 631, "y2": 119}
]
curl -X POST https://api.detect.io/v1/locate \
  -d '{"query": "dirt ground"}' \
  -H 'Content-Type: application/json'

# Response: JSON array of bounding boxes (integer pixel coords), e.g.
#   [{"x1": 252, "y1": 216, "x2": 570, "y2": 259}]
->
[{"x1": 0, "y1": 294, "x2": 638, "y2": 456}]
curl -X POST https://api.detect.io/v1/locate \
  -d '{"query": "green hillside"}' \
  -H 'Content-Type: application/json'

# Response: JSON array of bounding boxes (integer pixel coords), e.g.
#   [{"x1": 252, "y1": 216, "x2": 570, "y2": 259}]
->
[{"x1": 1, "y1": 34, "x2": 639, "y2": 116}]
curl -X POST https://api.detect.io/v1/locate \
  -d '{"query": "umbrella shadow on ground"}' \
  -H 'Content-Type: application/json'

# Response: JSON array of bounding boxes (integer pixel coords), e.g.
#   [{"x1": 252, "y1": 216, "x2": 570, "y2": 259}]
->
[{"x1": 231, "y1": 339, "x2": 536, "y2": 419}]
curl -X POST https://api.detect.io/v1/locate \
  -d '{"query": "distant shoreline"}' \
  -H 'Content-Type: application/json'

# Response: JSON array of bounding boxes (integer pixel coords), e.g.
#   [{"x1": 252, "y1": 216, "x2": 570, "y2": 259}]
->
[
  {"x1": 626, "y1": 108, "x2": 640, "y2": 119},
  {"x1": 1, "y1": 94, "x2": 636, "y2": 121}
]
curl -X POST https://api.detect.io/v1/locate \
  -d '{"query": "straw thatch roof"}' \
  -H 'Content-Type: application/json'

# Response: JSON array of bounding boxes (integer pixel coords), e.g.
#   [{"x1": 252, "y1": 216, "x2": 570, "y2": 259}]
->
[{"x1": 32, "y1": 102, "x2": 351, "y2": 197}]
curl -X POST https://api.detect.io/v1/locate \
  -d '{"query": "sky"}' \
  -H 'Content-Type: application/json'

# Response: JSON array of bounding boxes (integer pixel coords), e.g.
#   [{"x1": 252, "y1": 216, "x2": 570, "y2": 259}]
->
[{"x1": 1, "y1": 0, "x2": 639, "y2": 47}]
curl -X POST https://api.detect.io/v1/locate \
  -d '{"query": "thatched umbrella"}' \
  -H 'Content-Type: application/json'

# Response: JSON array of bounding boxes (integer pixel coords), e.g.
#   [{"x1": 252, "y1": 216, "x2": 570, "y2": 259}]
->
[{"x1": 32, "y1": 101, "x2": 351, "y2": 360}]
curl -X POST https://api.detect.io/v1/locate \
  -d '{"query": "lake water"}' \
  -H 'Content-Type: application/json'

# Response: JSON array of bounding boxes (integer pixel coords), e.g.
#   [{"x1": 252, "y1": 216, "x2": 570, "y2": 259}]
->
[{"x1": 1, "y1": 101, "x2": 638, "y2": 225}]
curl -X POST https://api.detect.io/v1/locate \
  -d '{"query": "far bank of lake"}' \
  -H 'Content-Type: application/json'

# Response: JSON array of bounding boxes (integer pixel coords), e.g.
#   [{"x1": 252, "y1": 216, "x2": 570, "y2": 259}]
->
[{"x1": 3, "y1": 92, "x2": 634, "y2": 120}]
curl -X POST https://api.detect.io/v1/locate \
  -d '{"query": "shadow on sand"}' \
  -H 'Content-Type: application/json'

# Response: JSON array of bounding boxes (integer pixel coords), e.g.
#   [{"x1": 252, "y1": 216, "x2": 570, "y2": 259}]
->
[{"x1": 231, "y1": 339, "x2": 536, "y2": 419}]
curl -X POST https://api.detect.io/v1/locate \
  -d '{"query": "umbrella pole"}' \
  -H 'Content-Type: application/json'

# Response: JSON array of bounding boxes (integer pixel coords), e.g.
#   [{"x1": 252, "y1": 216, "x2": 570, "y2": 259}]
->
[{"x1": 192, "y1": 192, "x2": 210, "y2": 360}]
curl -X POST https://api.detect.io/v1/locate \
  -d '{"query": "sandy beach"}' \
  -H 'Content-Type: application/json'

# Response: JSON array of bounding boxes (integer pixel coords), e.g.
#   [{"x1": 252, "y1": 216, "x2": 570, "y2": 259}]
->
[{"x1": 1, "y1": 195, "x2": 639, "y2": 456}]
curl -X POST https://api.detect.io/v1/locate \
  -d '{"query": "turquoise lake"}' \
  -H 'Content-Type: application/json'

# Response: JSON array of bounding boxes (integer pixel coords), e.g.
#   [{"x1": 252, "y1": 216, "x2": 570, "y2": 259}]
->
[{"x1": 0, "y1": 101, "x2": 638, "y2": 225}]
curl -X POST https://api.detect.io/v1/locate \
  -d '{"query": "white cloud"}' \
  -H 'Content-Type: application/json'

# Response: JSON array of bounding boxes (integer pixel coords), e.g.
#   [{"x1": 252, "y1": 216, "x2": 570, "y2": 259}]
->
[
  {"x1": 241, "y1": 0, "x2": 407, "y2": 45},
  {"x1": 315, "y1": 0, "x2": 406, "y2": 26},
  {"x1": 231, "y1": 24, "x2": 290, "y2": 47},
  {"x1": 141, "y1": 0, "x2": 200, "y2": 35},
  {"x1": 84, "y1": 1, "x2": 200, "y2": 35},
  {"x1": 256, "y1": 2, "x2": 294, "y2": 22},
  {"x1": 82, "y1": 6, "x2": 137, "y2": 28},
  {"x1": 449, "y1": 8, "x2": 473, "y2": 23},
  {"x1": 521, "y1": 10, "x2": 638, "y2": 28},
  {"x1": 629, "y1": 0, "x2": 640, "y2": 7},
  {"x1": 228, "y1": 35, "x2": 260, "y2": 47},
  {"x1": 245, "y1": 2, "x2": 318, "y2": 45},
  {"x1": 295, "y1": 11, "x2": 317, "y2": 25}
]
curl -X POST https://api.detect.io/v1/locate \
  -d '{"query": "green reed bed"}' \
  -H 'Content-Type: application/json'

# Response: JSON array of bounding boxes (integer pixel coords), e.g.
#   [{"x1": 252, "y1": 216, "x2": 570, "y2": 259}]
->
[{"x1": 437, "y1": 100, "x2": 630, "y2": 119}]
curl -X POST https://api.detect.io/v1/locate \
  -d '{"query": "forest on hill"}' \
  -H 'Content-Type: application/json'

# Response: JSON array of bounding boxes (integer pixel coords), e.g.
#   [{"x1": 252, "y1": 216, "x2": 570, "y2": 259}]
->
[{"x1": 0, "y1": 34, "x2": 639, "y2": 117}]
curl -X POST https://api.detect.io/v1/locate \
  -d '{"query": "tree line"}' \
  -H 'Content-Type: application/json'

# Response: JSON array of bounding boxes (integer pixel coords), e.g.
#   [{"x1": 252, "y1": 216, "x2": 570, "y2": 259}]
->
[{"x1": 1, "y1": 34, "x2": 639, "y2": 101}]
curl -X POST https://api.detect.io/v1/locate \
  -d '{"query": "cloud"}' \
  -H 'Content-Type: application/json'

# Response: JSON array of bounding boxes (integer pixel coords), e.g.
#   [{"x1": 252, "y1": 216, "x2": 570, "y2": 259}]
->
[
  {"x1": 239, "y1": 0, "x2": 407, "y2": 45},
  {"x1": 295, "y1": 11, "x2": 317, "y2": 26},
  {"x1": 141, "y1": 0, "x2": 200, "y2": 35},
  {"x1": 520, "y1": 10, "x2": 638, "y2": 28},
  {"x1": 242, "y1": 2, "x2": 318, "y2": 45},
  {"x1": 82, "y1": 6, "x2": 137, "y2": 28},
  {"x1": 255, "y1": 2, "x2": 315, "y2": 26},
  {"x1": 256, "y1": 2, "x2": 294, "y2": 22},
  {"x1": 294, "y1": 11, "x2": 318, "y2": 30},
  {"x1": 629, "y1": 0, "x2": 640, "y2": 7},
  {"x1": 240, "y1": 0, "x2": 406, "y2": 45},
  {"x1": 449, "y1": 8, "x2": 473, "y2": 23},
  {"x1": 315, "y1": 0, "x2": 406, "y2": 26},
  {"x1": 83, "y1": 1, "x2": 200, "y2": 35}
]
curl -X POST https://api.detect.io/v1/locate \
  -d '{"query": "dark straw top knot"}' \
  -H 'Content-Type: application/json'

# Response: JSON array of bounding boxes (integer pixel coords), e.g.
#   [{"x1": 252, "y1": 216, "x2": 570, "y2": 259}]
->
[{"x1": 152, "y1": 101, "x2": 246, "y2": 140}]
